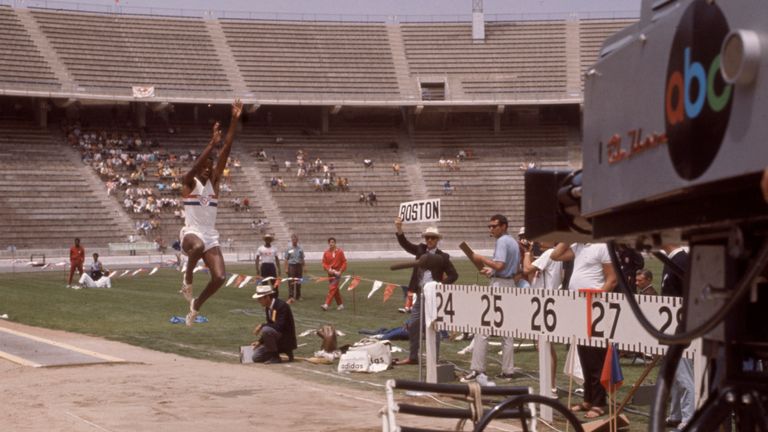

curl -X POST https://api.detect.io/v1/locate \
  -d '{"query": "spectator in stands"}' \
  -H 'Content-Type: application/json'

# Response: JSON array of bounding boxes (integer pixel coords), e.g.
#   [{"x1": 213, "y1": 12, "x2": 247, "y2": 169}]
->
[
  {"x1": 392, "y1": 163, "x2": 400, "y2": 176},
  {"x1": 277, "y1": 177, "x2": 286, "y2": 191},
  {"x1": 256, "y1": 148, "x2": 267, "y2": 161},
  {"x1": 78, "y1": 253, "x2": 112, "y2": 289},
  {"x1": 232, "y1": 197, "x2": 242, "y2": 211},
  {"x1": 250, "y1": 284, "x2": 296, "y2": 364},
  {"x1": 321, "y1": 237, "x2": 347, "y2": 311},
  {"x1": 635, "y1": 269, "x2": 657, "y2": 295},
  {"x1": 312, "y1": 177, "x2": 322, "y2": 192},
  {"x1": 438, "y1": 157, "x2": 447, "y2": 169},
  {"x1": 341, "y1": 177, "x2": 350, "y2": 192},
  {"x1": 367, "y1": 191, "x2": 378, "y2": 206},
  {"x1": 457, "y1": 149, "x2": 467, "y2": 161},
  {"x1": 67, "y1": 238, "x2": 85, "y2": 288},
  {"x1": 251, "y1": 218, "x2": 267, "y2": 233},
  {"x1": 363, "y1": 158, "x2": 374, "y2": 170},
  {"x1": 393, "y1": 220, "x2": 458, "y2": 366},
  {"x1": 180, "y1": 99, "x2": 243, "y2": 327},
  {"x1": 270, "y1": 157, "x2": 280, "y2": 172},
  {"x1": 242, "y1": 197, "x2": 251, "y2": 212},
  {"x1": 284, "y1": 160, "x2": 291, "y2": 172},
  {"x1": 551, "y1": 241, "x2": 617, "y2": 419},
  {"x1": 270, "y1": 177, "x2": 278, "y2": 191},
  {"x1": 359, "y1": 192, "x2": 366, "y2": 204},
  {"x1": 256, "y1": 234, "x2": 281, "y2": 292},
  {"x1": 443, "y1": 180, "x2": 453, "y2": 195},
  {"x1": 284, "y1": 234, "x2": 305, "y2": 304}
]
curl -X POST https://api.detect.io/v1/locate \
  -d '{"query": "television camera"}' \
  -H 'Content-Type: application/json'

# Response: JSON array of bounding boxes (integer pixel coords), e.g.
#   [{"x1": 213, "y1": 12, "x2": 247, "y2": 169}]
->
[{"x1": 525, "y1": 0, "x2": 768, "y2": 430}]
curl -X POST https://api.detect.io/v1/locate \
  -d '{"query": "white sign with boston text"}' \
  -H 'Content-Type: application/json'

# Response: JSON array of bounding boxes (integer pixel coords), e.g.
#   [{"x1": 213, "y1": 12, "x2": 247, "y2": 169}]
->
[{"x1": 398, "y1": 198, "x2": 441, "y2": 224}]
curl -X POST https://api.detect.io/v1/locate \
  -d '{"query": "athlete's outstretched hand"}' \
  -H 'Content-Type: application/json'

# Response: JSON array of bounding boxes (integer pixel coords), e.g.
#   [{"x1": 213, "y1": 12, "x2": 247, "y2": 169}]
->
[
  {"x1": 211, "y1": 121, "x2": 222, "y2": 145},
  {"x1": 231, "y1": 99, "x2": 243, "y2": 119}
]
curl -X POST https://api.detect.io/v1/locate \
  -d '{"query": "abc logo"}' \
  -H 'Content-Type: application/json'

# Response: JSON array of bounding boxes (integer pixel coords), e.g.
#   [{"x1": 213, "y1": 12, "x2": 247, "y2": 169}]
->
[{"x1": 664, "y1": 0, "x2": 733, "y2": 180}]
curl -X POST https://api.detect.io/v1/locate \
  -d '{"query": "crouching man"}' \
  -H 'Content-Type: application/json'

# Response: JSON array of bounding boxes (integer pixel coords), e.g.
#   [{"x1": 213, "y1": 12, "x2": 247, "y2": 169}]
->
[
  {"x1": 78, "y1": 253, "x2": 112, "y2": 288},
  {"x1": 251, "y1": 284, "x2": 297, "y2": 364}
]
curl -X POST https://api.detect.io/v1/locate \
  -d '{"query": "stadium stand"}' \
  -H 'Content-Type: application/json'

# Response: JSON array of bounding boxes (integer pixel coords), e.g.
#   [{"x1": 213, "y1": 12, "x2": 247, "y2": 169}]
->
[
  {"x1": 220, "y1": 20, "x2": 401, "y2": 100},
  {"x1": 0, "y1": 122, "x2": 133, "y2": 249},
  {"x1": 401, "y1": 21, "x2": 568, "y2": 99},
  {"x1": 0, "y1": 6, "x2": 60, "y2": 90},
  {"x1": 236, "y1": 125, "x2": 414, "y2": 248},
  {"x1": 28, "y1": 9, "x2": 231, "y2": 96},
  {"x1": 0, "y1": 6, "x2": 633, "y2": 253},
  {"x1": 411, "y1": 125, "x2": 571, "y2": 247}
]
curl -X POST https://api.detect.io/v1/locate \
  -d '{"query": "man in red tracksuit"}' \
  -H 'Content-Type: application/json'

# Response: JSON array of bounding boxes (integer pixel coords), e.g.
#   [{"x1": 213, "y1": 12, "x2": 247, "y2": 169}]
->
[
  {"x1": 68, "y1": 238, "x2": 85, "y2": 287},
  {"x1": 321, "y1": 237, "x2": 347, "y2": 311}
]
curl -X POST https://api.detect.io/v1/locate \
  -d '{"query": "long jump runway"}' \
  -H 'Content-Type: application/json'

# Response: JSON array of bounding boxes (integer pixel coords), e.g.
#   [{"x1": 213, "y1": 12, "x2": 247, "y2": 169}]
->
[{"x1": 0, "y1": 326, "x2": 125, "y2": 367}]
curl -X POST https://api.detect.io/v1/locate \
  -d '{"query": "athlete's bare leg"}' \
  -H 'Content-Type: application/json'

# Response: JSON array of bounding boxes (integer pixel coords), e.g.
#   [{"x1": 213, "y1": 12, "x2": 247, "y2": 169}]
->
[
  {"x1": 181, "y1": 234, "x2": 205, "y2": 302},
  {"x1": 194, "y1": 246, "x2": 226, "y2": 311},
  {"x1": 182, "y1": 234, "x2": 205, "y2": 285}
]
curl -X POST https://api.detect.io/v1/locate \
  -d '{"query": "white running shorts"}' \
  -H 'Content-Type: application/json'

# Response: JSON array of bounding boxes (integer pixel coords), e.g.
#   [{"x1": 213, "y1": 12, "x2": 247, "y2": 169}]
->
[{"x1": 180, "y1": 227, "x2": 220, "y2": 253}]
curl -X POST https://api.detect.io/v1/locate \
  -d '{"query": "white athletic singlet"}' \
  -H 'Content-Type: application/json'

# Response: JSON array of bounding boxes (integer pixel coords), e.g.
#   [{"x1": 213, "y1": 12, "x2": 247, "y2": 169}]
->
[{"x1": 183, "y1": 178, "x2": 218, "y2": 235}]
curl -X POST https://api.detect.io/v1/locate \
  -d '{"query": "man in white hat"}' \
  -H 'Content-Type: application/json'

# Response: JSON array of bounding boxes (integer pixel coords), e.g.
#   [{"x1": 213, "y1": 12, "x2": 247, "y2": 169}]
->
[
  {"x1": 250, "y1": 284, "x2": 297, "y2": 364},
  {"x1": 256, "y1": 233, "x2": 281, "y2": 293},
  {"x1": 393, "y1": 218, "x2": 458, "y2": 366}
]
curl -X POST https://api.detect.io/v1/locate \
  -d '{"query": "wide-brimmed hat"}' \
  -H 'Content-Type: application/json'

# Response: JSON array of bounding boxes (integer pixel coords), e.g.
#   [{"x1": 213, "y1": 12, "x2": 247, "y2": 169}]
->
[
  {"x1": 422, "y1": 227, "x2": 442, "y2": 239},
  {"x1": 252, "y1": 284, "x2": 275, "y2": 299},
  {"x1": 263, "y1": 233, "x2": 274, "y2": 240}
]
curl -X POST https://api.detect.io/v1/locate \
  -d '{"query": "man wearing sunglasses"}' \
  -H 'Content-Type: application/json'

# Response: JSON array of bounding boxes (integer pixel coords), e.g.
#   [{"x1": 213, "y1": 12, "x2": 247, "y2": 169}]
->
[
  {"x1": 462, "y1": 214, "x2": 520, "y2": 382},
  {"x1": 393, "y1": 217, "x2": 458, "y2": 366}
]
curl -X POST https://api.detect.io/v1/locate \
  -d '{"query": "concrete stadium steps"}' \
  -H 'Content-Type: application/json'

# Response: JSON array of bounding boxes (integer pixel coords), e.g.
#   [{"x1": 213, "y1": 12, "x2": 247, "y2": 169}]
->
[
  {"x1": 28, "y1": 9, "x2": 232, "y2": 95},
  {"x1": 0, "y1": 6, "x2": 60, "y2": 89},
  {"x1": 220, "y1": 20, "x2": 401, "y2": 98},
  {"x1": 0, "y1": 124, "x2": 134, "y2": 249},
  {"x1": 234, "y1": 126, "x2": 415, "y2": 248},
  {"x1": 401, "y1": 21, "x2": 568, "y2": 97},
  {"x1": 410, "y1": 126, "x2": 571, "y2": 241}
]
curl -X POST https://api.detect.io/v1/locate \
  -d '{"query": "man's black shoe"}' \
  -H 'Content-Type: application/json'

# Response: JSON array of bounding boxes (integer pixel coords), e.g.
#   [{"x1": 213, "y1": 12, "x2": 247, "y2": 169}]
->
[{"x1": 263, "y1": 355, "x2": 282, "y2": 364}]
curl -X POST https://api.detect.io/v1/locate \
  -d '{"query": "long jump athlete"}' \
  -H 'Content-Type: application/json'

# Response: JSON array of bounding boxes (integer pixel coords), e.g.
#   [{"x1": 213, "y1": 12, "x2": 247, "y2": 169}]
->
[{"x1": 180, "y1": 99, "x2": 243, "y2": 326}]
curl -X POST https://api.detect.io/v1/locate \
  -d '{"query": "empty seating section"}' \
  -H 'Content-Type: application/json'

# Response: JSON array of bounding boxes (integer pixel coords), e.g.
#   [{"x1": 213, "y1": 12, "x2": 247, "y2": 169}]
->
[
  {"x1": 238, "y1": 126, "x2": 412, "y2": 248},
  {"x1": 401, "y1": 22, "x2": 568, "y2": 98},
  {"x1": 0, "y1": 6, "x2": 60, "y2": 89},
  {"x1": 0, "y1": 123, "x2": 130, "y2": 249},
  {"x1": 220, "y1": 20, "x2": 400, "y2": 99},
  {"x1": 29, "y1": 10, "x2": 231, "y2": 95},
  {"x1": 411, "y1": 126, "x2": 571, "y2": 247},
  {"x1": 579, "y1": 19, "x2": 635, "y2": 86}
]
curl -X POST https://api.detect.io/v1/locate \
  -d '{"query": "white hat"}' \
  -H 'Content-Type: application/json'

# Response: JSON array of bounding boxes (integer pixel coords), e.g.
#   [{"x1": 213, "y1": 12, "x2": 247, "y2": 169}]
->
[
  {"x1": 263, "y1": 233, "x2": 274, "y2": 239},
  {"x1": 518, "y1": 227, "x2": 526, "y2": 236},
  {"x1": 422, "y1": 227, "x2": 442, "y2": 239},
  {"x1": 252, "y1": 284, "x2": 275, "y2": 299}
]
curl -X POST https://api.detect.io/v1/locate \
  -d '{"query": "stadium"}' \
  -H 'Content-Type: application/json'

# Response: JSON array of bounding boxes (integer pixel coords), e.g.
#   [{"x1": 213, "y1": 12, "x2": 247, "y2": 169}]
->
[{"x1": 1, "y1": 1, "x2": 725, "y2": 431}]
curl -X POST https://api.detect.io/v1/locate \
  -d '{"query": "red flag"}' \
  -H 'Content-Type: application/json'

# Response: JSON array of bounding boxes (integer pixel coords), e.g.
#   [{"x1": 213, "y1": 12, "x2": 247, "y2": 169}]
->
[
  {"x1": 382, "y1": 283, "x2": 397, "y2": 302},
  {"x1": 600, "y1": 343, "x2": 624, "y2": 392},
  {"x1": 347, "y1": 276, "x2": 361, "y2": 291}
]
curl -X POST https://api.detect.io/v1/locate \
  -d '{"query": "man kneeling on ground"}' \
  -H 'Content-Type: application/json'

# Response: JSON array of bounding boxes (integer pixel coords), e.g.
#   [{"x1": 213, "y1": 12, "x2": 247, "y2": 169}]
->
[
  {"x1": 250, "y1": 284, "x2": 297, "y2": 364},
  {"x1": 78, "y1": 253, "x2": 112, "y2": 288}
]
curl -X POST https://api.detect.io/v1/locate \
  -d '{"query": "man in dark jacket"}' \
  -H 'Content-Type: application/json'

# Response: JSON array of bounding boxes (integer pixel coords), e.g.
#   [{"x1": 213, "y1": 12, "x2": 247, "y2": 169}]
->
[
  {"x1": 250, "y1": 284, "x2": 297, "y2": 364},
  {"x1": 393, "y1": 217, "x2": 458, "y2": 365}
]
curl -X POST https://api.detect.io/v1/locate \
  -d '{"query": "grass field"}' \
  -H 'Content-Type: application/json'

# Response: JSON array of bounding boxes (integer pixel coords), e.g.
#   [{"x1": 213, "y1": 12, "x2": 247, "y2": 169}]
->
[{"x1": 0, "y1": 257, "x2": 665, "y2": 431}]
